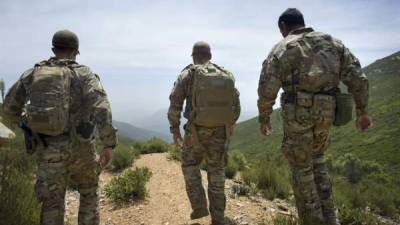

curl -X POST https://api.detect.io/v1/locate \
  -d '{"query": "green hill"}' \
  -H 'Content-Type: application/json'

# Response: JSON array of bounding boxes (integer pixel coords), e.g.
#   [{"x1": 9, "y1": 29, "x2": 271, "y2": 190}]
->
[
  {"x1": 113, "y1": 120, "x2": 170, "y2": 142},
  {"x1": 231, "y1": 51, "x2": 400, "y2": 173}
]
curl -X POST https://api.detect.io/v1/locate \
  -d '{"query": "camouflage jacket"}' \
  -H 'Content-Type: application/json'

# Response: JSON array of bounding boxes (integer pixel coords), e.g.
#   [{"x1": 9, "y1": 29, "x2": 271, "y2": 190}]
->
[
  {"x1": 168, "y1": 61, "x2": 241, "y2": 134},
  {"x1": 258, "y1": 27, "x2": 369, "y2": 124},
  {"x1": 3, "y1": 57, "x2": 117, "y2": 148}
]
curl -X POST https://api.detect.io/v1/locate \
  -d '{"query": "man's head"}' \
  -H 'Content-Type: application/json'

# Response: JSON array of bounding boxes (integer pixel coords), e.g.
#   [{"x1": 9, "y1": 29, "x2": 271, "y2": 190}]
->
[
  {"x1": 278, "y1": 8, "x2": 305, "y2": 37},
  {"x1": 191, "y1": 41, "x2": 212, "y2": 65},
  {"x1": 51, "y1": 29, "x2": 80, "y2": 60}
]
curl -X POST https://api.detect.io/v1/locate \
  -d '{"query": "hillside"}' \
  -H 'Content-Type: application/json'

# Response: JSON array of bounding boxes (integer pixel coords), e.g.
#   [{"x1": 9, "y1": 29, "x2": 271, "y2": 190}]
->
[
  {"x1": 113, "y1": 120, "x2": 170, "y2": 142},
  {"x1": 231, "y1": 51, "x2": 400, "y2": 170}
]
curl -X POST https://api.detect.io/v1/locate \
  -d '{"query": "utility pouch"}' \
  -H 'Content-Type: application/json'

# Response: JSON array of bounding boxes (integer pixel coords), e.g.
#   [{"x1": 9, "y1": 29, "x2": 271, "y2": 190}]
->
[
  {"x1": 296, "y1": 91, "x2": 313, "y2": 108},
  {"x1": 333, "y1": 92, "x2": 354, "y2": 126},
  {"x1": 76, "y1": 122, "x2": 95, "y2": 139}
]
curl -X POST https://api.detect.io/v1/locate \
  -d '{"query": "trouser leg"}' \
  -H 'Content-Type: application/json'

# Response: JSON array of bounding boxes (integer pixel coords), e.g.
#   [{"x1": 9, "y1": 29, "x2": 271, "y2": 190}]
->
[
  {"x1": 68, "y1": 140, "x2": 100, "y2": 225},
  {"x1": 204, "y1": 127, "x2": 228, "y2": 225},
  {"x1": 282, "y1": 132, "x2": 324, "y2": 225},
  {"x1": 207, "y1": 163, "x2": 226, "y2": 225},
  {"x1": 181, "y1": 141, "x2": 208, "y2": 212},
  {"x1": 313, "y1": 127, "x2": 340, "y2": 225},
  {"x1": 77, "y1": 183, "x2": 99, "y2": 225},
  {"x1": 35, "y1": 137, "x2": 71, "y2": 225}
]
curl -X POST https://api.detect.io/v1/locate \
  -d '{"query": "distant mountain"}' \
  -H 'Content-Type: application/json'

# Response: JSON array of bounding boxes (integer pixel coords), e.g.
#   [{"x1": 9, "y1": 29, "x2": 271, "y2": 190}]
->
[
  {"x1": 136, "y1": 107, "x2": 258, "y2": 135},
  {"x1": 113, "y1": 120, "x2": 170, "y2": 142},
  {"x1": 231, "y1": 51, "x2": 400, "y2": 173},
  {"x1": 135, "y1": 108, "x2": 171, "y2": 135}
]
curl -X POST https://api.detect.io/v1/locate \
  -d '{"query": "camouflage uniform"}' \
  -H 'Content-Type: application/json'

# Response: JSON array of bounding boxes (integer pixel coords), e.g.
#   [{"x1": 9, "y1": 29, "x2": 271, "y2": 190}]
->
[
  {"x1": 168, "y1": 61, "x2": 240, "y2": 225},
  {"x1": 3, "y1": 57, "x2": 117, "y2": 225},
  {"x1": 258, "y1": 27, "x2": 369, "y2": 225}
]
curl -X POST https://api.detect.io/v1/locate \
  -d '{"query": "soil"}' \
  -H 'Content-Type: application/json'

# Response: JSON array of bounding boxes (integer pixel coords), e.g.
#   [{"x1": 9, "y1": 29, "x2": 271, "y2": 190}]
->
[{"x1": 65, "y1": 153, "x2": 295, "y2": 225}]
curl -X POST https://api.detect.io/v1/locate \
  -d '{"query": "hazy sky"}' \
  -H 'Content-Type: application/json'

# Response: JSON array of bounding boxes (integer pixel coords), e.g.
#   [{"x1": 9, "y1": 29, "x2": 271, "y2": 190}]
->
[{"x1": 1, "y1": 0, "x2": 399, "y2": 123}]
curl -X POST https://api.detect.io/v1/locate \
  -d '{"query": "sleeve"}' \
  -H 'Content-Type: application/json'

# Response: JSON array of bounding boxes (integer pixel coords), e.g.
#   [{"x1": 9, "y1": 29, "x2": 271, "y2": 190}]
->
[
  {"x1": 167, "y1": 70, "x2": 189, "y2": 134},
  {"x1": 3, "y1": 70, "x2": 32, "y2": 123},
  {"x1": 257, "y1": 55, "x2": 282, "y2": 124},
  {"x1": 82, "y1": 73, "x2": 117, "y2": 148},
  {"x1": 340, "y1": 46, "x2": 369, "y2": 117}
]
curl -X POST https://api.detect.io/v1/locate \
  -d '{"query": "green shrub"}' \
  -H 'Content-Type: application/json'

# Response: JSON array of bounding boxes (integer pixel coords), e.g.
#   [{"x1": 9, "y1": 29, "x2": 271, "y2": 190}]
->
[
  {"x1": 139, "y1": 138, "x2": 171, "y2": 154},
  {"x1": 0, "y1": 144, "x2": 40, "y2": 225},
  {"x1": 104, "y1": 167, "x2": 152, "y2": 204},
  {"x1": 167, "y1": 145, "x2": 181, "y2": 161},
  {"x1": 334, "y1": 173, "x2": 400, "y2": 220},
  {"x1": 229, "y1": 150, "x2": 248, "y2": 171},
  {"x1": 333, "y1": 153, "x2": 384, "y2": 184},
  {"x1": 112, "y1": 145, "x2": 137, "y2": 171},
  {"x1": 241, "y1": 161, "x2": 290, "y2": 200},
  {"x1": 273, "y1": 215, "x2": 297, "y2": 225},
  {"x1": 225, "y1": 158, "x2": 239, "y2": 179},
  {"x1": 338, "y1": 206, "x2": 386, "y2": 225}
]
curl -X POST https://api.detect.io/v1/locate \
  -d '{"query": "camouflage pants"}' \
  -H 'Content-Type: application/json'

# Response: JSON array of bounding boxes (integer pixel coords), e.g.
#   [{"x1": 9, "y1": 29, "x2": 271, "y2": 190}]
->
[
  {"x1": 181, "y1": 125, "x2": 228, "y2": 224},
  {"x1": 35, "y1": 135, "x2": 100, "y2": 225},
  {"x1": 281, "y1": 95, "x2": 339, "y2": 225}
]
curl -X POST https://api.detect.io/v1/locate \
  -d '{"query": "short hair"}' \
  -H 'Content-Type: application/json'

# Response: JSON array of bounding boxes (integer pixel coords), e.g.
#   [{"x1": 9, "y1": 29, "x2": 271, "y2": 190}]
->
[{"x1": 278, "y1": 8, "x2": 305, "y2": 28}]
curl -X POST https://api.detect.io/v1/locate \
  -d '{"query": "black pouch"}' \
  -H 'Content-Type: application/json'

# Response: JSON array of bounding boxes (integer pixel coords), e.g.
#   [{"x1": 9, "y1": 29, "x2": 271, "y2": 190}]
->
[{"x1": 333, "y1": 92, "x2": 354, "y2": 126}]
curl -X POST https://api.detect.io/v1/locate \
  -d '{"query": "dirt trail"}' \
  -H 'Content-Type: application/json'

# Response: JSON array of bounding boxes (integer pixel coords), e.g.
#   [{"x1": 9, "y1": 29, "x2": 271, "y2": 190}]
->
[{"x1": 65, "y1": 153, "x2": 294, "y2": 225}]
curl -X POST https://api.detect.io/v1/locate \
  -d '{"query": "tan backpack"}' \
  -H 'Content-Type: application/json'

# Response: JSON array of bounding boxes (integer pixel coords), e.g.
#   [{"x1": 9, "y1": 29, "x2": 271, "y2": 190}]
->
[
  {"x1": 25, "y1": 65, "x2": 73, "y2": 136},
  {"x1": 190, "y1": 63, "x2": 237, "y2": 127}
]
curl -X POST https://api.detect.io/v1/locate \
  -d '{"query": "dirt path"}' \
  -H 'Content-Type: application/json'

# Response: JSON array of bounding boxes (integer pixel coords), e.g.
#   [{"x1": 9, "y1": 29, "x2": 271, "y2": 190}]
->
[{"x1": 66, "y1": 153, "x2": 294, "y2": 225}]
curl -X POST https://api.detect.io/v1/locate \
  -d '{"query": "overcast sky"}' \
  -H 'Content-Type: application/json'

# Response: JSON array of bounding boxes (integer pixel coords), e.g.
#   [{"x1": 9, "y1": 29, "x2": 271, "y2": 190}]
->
[{"x1": 1, "y1": 0, "x2": 399, "y2": 124}]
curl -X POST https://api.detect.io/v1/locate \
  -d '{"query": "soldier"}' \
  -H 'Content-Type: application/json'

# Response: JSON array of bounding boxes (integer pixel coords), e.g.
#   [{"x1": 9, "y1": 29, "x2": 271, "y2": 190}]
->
[
  {"x1": 257, "y1": 8, "x2": 372, "y2": 225},
  {"x1": 168, "y1": 41, "x2": 241, "y2": 225},
  {"x1": 3, "y1": 30, "x2": 117, "y2": 225}
]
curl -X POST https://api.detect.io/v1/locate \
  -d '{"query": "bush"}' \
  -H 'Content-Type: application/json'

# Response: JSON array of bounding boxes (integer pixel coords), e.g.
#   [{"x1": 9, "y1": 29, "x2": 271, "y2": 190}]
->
[
  {"x1": 225, "y1": 158, "x2": 239, "y2": 179},
  {"x1": 241, "y1": 161, "x2": 291, "y2": 200},
  {"x1": 334, "y1": 173, "x2": 400, "y2": 220},
  {"x1": 333, "y1": 153, "x2": 383, "y2": 184},
  {"x1": 112, "y1": 145, "x2": 137, "y2": 171},
  {"x1": 104, "y1": 167, "x2": 152, "y2": 204},
  {"x1": 338, "y1": 206, "x2": 385, "y2": 225},
  {"x1": 167, "y1": 145, "x2": 181, "y2": 161},
  {"x1": 139, "y1": 138, "x2": 171, "y2": 154},
  {"x1": 0, "y1": 143, "x2": 40, "y2": 225},
  {"x1": 273, "y1": 215, "x2": 297, "y2": 225},
  {"x1": 229, "y1": 150, "x2": 248, "y2": 171}
]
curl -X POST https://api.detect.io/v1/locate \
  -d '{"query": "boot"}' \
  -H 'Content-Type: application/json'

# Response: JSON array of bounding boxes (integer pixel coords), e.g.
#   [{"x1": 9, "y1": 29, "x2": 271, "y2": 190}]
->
[{"x1": 190, "y1": 208, "x2": 209, "y2": 220}]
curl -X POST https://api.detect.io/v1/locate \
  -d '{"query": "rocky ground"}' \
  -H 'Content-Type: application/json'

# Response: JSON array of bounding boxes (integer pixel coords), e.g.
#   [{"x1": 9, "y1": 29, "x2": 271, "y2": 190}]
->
[{"x1": 65, "y1": 153, "x2": 295, "y2": 225}]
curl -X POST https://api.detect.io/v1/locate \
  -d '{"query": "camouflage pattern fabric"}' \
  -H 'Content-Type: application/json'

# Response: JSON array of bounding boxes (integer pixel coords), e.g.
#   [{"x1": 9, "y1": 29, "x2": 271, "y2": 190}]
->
[
  {"x1": 168, "y1": 61, "x2": 240, "y2": 224},
  {"x1": 168, "y1": 61, "x2": 240, "y2": 134},
  {"x1": 3, "y1": 57, "x2": 117, "y2": 225},
  {"x1": 258, "y1": 27, "x2": 369, "y2": 225},
  {"x1": 181, "y1": 126, "x2": 228, "y2": 225},
  {"x1": 68, "y1": 139, "x2": 100, "y2": 225}
]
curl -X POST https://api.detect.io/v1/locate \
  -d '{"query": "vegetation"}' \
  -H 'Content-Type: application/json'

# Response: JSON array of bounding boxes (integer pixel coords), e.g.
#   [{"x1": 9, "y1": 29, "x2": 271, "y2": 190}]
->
[
  {"x1": 231, "y1": 51, "x2": 400, "y2": 223},
  {"x1": 241, "y1": 155, "x2": 291, "y2": 200},
  {"x1": 225, "y1": 150, "x2": 248, "y2": 179},
  {"x1": 111, "y1": 144, "x2": 137, "y2": 171},
  {"x1": 104, "y1": 167, "x2": 152, "y2": 204},
  {"x1": 272, "y1": 215, "x2": 298, "y2": 225},
  {"x1": 134, "y1": 137, "x2": 172, "y2": 154},
  {"x1": 0, "y1": 107, "x2": 40, "y2": 225},
  {"x1": 167, "y1": 145, "x2": 181, "y2": 161}
]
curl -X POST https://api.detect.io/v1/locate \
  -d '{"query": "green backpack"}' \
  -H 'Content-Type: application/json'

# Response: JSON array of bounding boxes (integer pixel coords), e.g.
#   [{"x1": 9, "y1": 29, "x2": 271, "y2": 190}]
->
[
  {"x1": 190, "y1": 63, "x2": 237, "y2": 127},
  {"x1": 25, "y1": 65, "x2": 73, "y2": 136}
]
